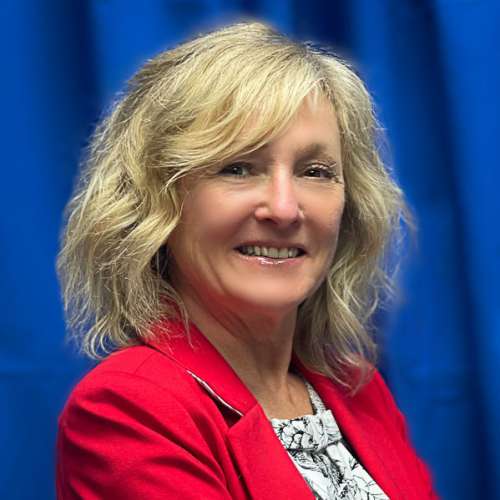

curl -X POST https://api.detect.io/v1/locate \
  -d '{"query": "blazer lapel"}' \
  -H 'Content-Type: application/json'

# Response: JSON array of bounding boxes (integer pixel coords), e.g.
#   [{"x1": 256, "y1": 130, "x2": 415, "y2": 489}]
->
[{"x1": 227, "y1": 405, "x2": 315, "y2": 500}]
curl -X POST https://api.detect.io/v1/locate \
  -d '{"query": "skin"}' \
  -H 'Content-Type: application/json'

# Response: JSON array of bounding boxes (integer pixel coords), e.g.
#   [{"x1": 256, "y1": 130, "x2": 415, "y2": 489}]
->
[{"x1": 168, "y1": 95, "x2": 345, "y2": 418}]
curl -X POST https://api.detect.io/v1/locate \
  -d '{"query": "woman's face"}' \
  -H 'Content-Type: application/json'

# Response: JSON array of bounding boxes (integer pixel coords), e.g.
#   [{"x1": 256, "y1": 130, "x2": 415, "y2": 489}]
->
[{"x1": 168, "y1": 96, "x2": 345, "y2": 315}]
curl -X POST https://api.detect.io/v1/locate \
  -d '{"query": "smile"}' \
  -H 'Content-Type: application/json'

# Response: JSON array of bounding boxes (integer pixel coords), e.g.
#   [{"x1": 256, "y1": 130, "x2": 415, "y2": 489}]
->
[{"x1": 236, "y1": 245, "x2": 305, "y2": 259}]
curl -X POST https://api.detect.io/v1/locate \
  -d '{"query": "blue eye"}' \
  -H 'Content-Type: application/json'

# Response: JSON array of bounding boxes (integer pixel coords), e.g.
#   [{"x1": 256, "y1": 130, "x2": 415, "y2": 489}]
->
[{"x1": 218, "y1": 162, "x2": 251, "y2": 177}]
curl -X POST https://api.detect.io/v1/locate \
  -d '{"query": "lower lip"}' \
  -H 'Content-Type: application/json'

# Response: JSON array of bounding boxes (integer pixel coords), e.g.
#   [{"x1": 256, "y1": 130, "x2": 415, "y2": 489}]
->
[{"x1": 234, "y1": 250, "x2": 306, "y2": 267}]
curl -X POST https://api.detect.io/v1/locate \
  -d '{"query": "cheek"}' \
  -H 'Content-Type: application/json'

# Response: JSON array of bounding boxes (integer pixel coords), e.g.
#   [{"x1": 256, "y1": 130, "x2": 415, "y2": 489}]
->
[
  {"x1": 170, "y1": 195, "x2": 239, "y2": 264},
  {"x1": 320, "y1": 197, "x2": 345, "y2": 239},
  {"x1": 316, "y1": 203, "x2": 345, "y2": 267}
]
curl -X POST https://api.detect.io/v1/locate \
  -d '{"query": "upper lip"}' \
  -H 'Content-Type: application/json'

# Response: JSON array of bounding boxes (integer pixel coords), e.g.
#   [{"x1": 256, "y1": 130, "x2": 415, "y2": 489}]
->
[{"x1": 235, "y1": 241, "x2": 307, "y2": 253}]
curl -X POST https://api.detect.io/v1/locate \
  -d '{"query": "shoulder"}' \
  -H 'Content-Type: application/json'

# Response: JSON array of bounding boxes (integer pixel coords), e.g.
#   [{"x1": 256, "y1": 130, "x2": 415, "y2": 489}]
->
[
  {"x1": 76, "y1": 343, "x2": 190, "y2": 384},
  {"x1": 59, "y1": 344, "x2": 219, "y2": 433},
  {"x1": 64, "y1": 345, "x2": 193, "y2": 397},
  {"x1": 73, "y1": 344, "x2": 192, "y2": 386},
  {"x1": 57, "y1": 345, "x2": 235, "y2": 499},
  {"x1": 353, "y1": 367, "x2": 395, "y2": 402}
]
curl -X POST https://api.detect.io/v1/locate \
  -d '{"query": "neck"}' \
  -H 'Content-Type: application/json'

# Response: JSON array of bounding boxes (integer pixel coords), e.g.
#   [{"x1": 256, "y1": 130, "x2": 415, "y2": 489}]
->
[{"x1": 178, "y1": 290, "x2": 298, "y2": 399}]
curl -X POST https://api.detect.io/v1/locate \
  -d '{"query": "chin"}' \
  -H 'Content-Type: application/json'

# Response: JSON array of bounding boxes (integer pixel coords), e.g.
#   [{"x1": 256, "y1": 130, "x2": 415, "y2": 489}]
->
[{"x1": 228, "y1": 288, "x2": 310, "y2": 315}]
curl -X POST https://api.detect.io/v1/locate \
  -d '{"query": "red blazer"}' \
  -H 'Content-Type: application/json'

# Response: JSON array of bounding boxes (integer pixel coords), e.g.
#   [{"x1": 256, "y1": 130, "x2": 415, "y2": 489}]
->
[{"x1": 57, "y1": 320, "x2": 439, "y2": 499}]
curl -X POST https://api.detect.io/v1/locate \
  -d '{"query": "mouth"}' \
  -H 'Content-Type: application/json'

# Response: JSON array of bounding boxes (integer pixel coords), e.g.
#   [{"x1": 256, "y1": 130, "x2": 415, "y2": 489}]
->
[{"x1": 235, "y1": 244, "x2": 306, "y2": 260}]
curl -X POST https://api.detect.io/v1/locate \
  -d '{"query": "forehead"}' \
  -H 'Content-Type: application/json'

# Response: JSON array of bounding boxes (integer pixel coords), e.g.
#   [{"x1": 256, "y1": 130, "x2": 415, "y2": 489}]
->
[{"x1": 246, "y1": 94, "x2": 341, "y2": 162}]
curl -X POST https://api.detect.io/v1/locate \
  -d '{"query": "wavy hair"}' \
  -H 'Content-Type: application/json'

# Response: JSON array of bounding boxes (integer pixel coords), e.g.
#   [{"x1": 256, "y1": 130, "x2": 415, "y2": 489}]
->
[{"x1": 58, "y1": 21, "x2": 410, "y2": 393}]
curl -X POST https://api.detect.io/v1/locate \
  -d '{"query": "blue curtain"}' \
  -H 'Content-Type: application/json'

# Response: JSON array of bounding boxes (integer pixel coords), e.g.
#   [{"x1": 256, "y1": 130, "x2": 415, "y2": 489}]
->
[{"x1": 2, "y1": 1, "x2": 498, "y2": 498}]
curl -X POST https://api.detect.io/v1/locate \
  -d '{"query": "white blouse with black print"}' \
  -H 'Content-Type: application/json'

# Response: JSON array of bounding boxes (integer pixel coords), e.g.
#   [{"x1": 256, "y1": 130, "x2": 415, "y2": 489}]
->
[{"x1": 270, "y1": 378, "x2": 389, "y2": 500}]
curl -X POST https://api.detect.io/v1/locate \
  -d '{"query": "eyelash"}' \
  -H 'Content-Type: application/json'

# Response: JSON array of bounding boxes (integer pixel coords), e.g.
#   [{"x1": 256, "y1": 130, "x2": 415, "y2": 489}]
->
[
  {"x1": 218, "y1": 162, "x2": 340, "y2": 181},
  {"x1": 218, "y1": 162, "x2": 251, "y2": 177},
  {"x1": 303, "y1": 165, "x2": 339, "y2": 180}
]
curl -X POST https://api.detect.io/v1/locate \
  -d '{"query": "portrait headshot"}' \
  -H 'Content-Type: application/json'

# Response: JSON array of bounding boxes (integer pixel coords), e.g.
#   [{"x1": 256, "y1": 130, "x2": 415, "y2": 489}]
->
[{"x1": 55, "y1": 20, "x2": 432, "y2": 499}]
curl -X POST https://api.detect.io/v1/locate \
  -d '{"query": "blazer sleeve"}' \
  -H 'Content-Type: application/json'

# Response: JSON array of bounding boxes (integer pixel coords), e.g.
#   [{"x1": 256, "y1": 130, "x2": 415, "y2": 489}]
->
[
  {"x1": 56, "y1": 371, "x2": 233, "y2": 500},
  {"x1": 372, "y1": 371, "x2": 440, "y2": 500}
]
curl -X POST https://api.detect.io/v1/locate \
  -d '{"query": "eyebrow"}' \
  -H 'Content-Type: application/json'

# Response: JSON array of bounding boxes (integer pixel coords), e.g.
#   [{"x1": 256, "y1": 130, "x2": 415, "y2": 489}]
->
[
  {"x1": 255, "y1": 142, "x2": 340, "y2": 165},
  {"x1": 294, "y1": 143, "x2": 340, "y2": 164}
]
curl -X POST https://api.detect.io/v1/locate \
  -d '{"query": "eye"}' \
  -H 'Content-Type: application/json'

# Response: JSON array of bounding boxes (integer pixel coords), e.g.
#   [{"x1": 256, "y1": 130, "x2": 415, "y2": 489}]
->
[
  {"x1": 303, "y1": 164, "x2": 339, "y2": 180},
  {"x1": 218, "y1": 162, "x2": 252, "y2": 177}
]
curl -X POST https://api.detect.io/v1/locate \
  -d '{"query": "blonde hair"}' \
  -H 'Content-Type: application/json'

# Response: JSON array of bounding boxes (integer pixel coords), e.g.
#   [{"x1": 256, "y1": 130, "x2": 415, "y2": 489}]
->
[{"x1": 58, "y1": 21, "x2": 409, "y2": 393}]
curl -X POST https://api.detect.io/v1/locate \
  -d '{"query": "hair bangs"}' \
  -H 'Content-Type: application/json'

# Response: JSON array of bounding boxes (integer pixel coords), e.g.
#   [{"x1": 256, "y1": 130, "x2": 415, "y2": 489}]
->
[{"x1": 161, "y1": 49, "x2": 326, "y2": 173}]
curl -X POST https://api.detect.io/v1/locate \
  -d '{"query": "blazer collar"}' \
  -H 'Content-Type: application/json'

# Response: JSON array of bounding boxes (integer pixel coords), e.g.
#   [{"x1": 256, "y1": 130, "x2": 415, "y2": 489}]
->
[
  {"x1": 146, "y1": 318, "x2": 348, "y2": 417},
  {"x1": 146, "y1": 318, "x2": 259, "y2": 415}
]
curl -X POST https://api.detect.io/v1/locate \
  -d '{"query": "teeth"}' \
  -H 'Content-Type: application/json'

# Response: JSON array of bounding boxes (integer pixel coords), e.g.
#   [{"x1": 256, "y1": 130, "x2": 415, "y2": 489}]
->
[
  {"x1": 278, "y1": 248, "x2": 288, "y2": 258},
  {"x1": 239, "y1": 246, "x2": 302, "y2": 259}
]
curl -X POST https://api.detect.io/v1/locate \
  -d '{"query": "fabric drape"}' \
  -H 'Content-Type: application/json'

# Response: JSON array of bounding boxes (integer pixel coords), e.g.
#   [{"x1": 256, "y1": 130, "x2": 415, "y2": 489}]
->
[{"x1": 2, "y1": 1, "x2": 498, "y2": 499}]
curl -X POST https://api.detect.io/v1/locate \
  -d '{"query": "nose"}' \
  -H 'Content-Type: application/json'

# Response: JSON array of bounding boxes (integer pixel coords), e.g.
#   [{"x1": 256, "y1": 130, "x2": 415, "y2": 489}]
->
[{"x1": 254, "y1": 169, "x2": 303, "y2": 227}]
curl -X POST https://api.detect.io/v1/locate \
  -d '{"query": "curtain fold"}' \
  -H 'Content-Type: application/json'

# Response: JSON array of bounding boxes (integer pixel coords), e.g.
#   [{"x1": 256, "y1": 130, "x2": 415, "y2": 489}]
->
[{"x1": 1, "y1": 1, "x2": 497, "y2": 498}]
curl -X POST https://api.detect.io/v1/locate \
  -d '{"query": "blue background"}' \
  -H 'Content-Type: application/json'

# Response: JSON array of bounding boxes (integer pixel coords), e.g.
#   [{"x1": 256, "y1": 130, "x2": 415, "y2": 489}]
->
[{"x1": 1, "y1": 1, "x2": 499, "y2": 499}]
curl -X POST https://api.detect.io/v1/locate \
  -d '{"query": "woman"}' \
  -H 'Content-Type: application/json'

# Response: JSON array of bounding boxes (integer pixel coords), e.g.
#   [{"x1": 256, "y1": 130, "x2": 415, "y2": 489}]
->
[{"x1": 56, "y1": 22, "x2": 438, "y2": 499}]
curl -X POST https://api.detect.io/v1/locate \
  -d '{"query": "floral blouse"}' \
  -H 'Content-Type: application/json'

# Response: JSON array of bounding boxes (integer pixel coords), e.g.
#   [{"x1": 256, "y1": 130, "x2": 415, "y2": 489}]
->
[{"x1": 270, "y1": 379, "x2": 389, "y2": 500}]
